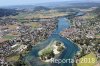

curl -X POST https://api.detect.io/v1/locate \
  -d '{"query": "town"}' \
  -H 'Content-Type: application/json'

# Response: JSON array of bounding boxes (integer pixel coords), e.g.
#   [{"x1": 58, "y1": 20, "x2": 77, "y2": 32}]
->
[
  {"x1": 0, "y1": 17, "x2": 58, "y2": 66},
  {"x1": 0, "y1": 1, "x2": 100, "y2": 66},
  {"x1": 61, "y1": 7, "x2": 100, "y2": 66}
]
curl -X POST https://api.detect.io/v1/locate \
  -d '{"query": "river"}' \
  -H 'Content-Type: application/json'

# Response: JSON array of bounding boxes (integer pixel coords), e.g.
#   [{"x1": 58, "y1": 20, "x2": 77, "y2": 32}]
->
[{"x1": 24, "y1": 17, "x2": 79, "y2": 66}]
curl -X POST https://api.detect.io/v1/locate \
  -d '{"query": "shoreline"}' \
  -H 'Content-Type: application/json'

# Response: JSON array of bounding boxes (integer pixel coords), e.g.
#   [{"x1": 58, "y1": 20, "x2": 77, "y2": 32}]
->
[
  {"x1": 38, "y1": 40, "x2": 65, "y2": 62},
  {"x1": 23, "y1": 15, "x2": 81, "y2": 66}
]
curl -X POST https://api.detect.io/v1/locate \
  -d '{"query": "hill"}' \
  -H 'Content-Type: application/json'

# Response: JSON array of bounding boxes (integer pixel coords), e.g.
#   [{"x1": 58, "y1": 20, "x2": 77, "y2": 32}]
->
[
  {"x1": 0, "y1": 8, "x2": 19, "y2": 17},
  {"x1": 33, "y1": 6, "x2": 50, "y2": 11}
]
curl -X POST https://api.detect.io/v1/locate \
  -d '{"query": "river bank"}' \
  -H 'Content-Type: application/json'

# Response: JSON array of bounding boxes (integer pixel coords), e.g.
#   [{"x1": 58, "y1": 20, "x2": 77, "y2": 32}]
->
[
  {"x1": 23, "y1": 17, "x2": 79, "y2": 66},
  {"x1": 38, "y1": 40, "x2": 65, "y2": 62}
]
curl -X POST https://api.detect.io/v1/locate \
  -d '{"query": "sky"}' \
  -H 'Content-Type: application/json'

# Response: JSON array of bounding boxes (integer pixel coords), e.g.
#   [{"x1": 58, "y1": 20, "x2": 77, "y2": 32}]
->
[{"x1": 0, "y1": 0, "x2": 99, "y2": 7}]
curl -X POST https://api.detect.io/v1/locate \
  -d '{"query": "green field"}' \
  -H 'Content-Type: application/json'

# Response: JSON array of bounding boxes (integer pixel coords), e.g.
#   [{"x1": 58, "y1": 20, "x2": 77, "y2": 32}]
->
[
  {"x1": 7, "y1": 55, "x2": 20, "y2": 62},
  {"x1": 77, "y1": 53, "x2": 97, "y2": 66},
  {"x1": 30, "y1": 22, "x2": 40, "y2": 28},
  {"x1": 3, "y1": 35, "x2": 15, "y2": 40},
  {"x1": 96, "y1": 33, "x2": 100, "y2": 36}
]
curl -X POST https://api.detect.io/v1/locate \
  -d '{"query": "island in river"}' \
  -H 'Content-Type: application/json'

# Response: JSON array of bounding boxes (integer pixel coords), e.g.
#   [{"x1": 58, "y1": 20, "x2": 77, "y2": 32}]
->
[
  {"x1": 1, "y1": 3, "x2": 100, "y2": 66},
  {"x1": 23, "y1": 17, "x2": 79, "y2": 66},
  {"x1": 0, "y1": 7, "x2": 79, "y2": 66},
  {"x1": 38, "y1": 40, "x2": 65, "y2": 62}
]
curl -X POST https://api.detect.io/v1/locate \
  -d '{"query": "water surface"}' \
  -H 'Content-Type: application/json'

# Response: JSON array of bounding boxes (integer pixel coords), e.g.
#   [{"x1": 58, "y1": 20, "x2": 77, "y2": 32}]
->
[{"x1": 24, "y1": 18, "x2": 79, "y2": 66}]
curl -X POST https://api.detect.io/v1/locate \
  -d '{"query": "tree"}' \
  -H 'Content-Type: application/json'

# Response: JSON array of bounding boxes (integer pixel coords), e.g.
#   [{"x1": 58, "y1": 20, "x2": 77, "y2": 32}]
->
[
  {"x1": 27, "y1": 44, "x2": 33, "y2": 51},
  {"x1": 14, "y1": 60, "x2": 27, "y2": 66},
  {"x1": 14, "y1": 54, "x2": 28, "y2": 66},
  {"x1": 57, "y1": 46, "x2": 64, "y2": 52},
  {"x1": 56, "y1": 41, "x2": 61, "y2": 46}
]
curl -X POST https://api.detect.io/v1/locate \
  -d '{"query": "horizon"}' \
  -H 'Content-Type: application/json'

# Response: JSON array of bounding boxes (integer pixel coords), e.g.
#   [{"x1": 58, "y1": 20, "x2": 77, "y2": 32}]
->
[{"x1": 0, "y1": 0, "x2": 100, "y2": 7}]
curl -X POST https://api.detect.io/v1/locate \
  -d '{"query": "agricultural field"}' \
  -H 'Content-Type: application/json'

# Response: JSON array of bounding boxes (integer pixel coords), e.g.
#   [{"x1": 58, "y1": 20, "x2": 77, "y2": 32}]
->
[
  {"x1": 2, "y1": 35, "x2": 15, "y2": 40},
  {"x1": 77, "y1": 53, "x2": 97, "y2": 66},
  {"x1": 7, "y1": 10, "x2": 70, "y2": 19}
]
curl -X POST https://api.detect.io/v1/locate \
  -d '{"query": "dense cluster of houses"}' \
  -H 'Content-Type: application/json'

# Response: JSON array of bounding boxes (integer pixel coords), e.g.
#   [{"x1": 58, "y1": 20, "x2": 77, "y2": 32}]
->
[
  {"x1": 0, "y1": 18, "x2": 57, "y2": 66},
  {"x1": 61, "y1": 12, "x2": 100, "y2": 63}
]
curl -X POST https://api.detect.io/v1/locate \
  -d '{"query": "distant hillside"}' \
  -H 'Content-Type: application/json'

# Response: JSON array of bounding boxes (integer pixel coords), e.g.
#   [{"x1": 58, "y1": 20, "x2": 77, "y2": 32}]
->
[
  {"x1": 69, "y1": 3, "x2": 100, "y2": 8},
  {"x1": 1, "y1": 5, "x2": 35, "y2": 10},
  {"x1": 33, "y1": 6, "x2": 50, "y2": 11},
  {"x1": 93, "y1": 7, "x2": 100, "y2": 13},
  {"x1": 36, "y1": 1, "x2": 100, "y2": 8},
  {"x1": 92, "y1": 7, "x2": 100, "y2": 17},
  {"x1": 0, "y1": 8, "x2": 19, "y2": 17},
  {"x1": 1, "y1": 1, "x2": 100, "y2": 10}
]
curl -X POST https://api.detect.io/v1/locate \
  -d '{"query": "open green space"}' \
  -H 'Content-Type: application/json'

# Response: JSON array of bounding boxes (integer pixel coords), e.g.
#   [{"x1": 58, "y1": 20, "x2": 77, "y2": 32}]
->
[
  {"x1": 3, "y1": 35, "x2": 15, "y2": 40},
  {"x1": 77, "y1": 53, "x2": 97, "y2": 66}
]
